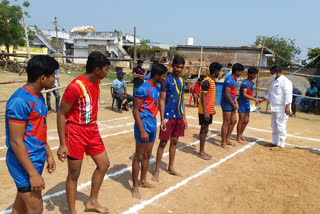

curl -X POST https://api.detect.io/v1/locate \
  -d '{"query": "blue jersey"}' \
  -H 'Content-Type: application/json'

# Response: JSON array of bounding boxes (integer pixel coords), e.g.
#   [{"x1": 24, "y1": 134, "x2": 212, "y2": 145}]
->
[
  {"x1": 238, "y1": 79, "x2": 254, "y2": 105},
  {"x1": 135, "y1": 81, "x2": 159, "y2": 118},
  {"x1": 221, "y1": 75, "x2": 237, "y2": 103},
  {"x1": 6, "y1": 86, "x2": 47, "y2": 188},
  {"x1": 161, "y1": 73, "x2": 184, "y2": 119}
]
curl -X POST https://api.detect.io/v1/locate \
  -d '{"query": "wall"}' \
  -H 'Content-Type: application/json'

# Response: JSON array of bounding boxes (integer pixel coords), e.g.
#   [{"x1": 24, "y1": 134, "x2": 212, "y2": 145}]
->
[{"x1": 176, "y1": 48, "x2": 264, "y2": 66}]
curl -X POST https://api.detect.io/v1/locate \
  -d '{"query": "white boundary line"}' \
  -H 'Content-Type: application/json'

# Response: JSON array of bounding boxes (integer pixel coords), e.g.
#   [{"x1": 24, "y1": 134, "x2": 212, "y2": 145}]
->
[
  {"x1": 188, "y1": 124, "x2": 320, "y2": 152},
  {"x1": 186, "y1": 116, "x2": 320, "y2": 142},
  {"x1": 0, "y1": 118, "x2": 135, "y2": 150},
  {"x1": 0, "y1": 132, "x2": 218, "y2": 214},
  {"x1": 0, "y1": 122, "x2": 144, "y2": 160},
  {"x1": 122, "y1": 141, "x2": 258, "y2": 214}
]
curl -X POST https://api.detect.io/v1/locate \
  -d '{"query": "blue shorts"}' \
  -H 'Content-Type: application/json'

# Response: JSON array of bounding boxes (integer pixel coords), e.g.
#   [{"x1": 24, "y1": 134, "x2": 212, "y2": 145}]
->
[
  {"x1": 221, "y1": 99, "x2": 234, "y2": 111},
  {"x1": 6, "y1": 149, "x2": 46, "y2": 190},
  {"x1": 134, "y1": 117, "x2": 157, "y2": 144},
  {"x1": 238, "y1": 102, "x2": 250, "y2": 114}
]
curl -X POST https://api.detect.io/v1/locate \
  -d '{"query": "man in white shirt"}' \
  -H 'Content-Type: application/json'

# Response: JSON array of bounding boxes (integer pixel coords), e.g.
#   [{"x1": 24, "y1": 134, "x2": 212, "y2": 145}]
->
[{"x1": 260, "y1": 66, "x2": 292, "y2": 149}]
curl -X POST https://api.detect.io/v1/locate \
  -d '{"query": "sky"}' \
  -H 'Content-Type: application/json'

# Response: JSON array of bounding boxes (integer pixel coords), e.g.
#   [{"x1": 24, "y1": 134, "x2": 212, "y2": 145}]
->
[{"x1": 15, "y1": 0, "x2": 320, "y2": 60}]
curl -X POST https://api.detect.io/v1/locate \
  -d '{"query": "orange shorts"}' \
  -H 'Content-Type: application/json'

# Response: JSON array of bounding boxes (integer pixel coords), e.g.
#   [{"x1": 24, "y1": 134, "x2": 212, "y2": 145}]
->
[{"x1": 65, "y1": 122, "x2": 105, "y2": 159}]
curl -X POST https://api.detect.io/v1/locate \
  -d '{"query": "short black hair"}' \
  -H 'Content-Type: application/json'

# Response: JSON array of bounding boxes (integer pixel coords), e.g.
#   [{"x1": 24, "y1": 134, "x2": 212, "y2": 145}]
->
[
  {"x1": 161, "y1": 56, "x2": 167, "y2": 61},
  {"x1": 172, "y1": 55, "x2": 185, "y2": 65},
  {"x1": 137, "y1": 59, "x2": 143, "y2": 64},
  {"x1": 197, "y1": 78, "x2": 202, "y2": 82},
  {"x1": 248, "y1": 67, "x2": 259, "y2": 74},
  {"x1": 232, "y1": 63, "x2": 244, "y2": 74},
  {"x1": 228, "y1": 63, "x2": 232, "y2": 67},
  {"x1": 270, "y1": 65, "x2": 282, "y2": 73},
  {"x1": 151, "y1": 63, "x2": 167, "y2": 77},
  {"x1": 26, "y1": 55, "x2": 58, "y2": 83},
  {"x1": 86, "y1": 51, "x2": 110, "y2": 73},
  {"x1": 209, "y1": 62, "x2": 222, "y2": 75}
]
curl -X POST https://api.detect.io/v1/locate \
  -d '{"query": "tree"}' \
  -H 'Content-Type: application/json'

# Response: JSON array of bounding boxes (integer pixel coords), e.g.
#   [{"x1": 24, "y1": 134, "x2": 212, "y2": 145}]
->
[
  {"x1": 306, "y1": 48, "x2": 320, "y2": 68},
  {"x1": 254, "y1": 35, "x2": 301, "y2": 67},
  {"x1": 0, "y1": 0, "x2": 30, "y2": 54}
]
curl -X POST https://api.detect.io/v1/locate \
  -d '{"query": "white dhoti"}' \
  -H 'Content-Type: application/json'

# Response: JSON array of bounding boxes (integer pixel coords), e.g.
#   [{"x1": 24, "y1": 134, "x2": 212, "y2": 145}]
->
[{"x1": 271, "y1": 112, "x2": 289, "y2": 148}]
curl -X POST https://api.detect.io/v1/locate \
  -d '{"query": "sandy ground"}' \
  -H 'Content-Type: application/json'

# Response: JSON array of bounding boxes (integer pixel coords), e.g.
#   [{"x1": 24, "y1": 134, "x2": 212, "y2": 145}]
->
[{"x1": 0, "y1": 71, "x2": 320, "y2": 214}]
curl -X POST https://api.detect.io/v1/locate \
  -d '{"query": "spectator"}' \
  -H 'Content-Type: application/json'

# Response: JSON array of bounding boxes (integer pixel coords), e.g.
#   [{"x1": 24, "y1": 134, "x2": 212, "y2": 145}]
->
[
  {"x1": 218, "y1": 63, "x2": 232, "y2": 80},
  {"x1": 112, "y1": 70, "x2": 134, "y2": 112},
  {"x1": 160, "y1": 56, "x2": 168, "y2": 66},
  {"x1": 133, "y1": 60, "x2": 146, "y2": 98},
  {"x1": 300, "y1": 80, "x2": 318, "y2": 112},
  {"x1": 291, "y1": 87, "x2": 302, "y2": 117},
  {"x1": 192, "y1": 78, "x2": 202, "y2": 106},
  {"x1": 46, "y1": 62, "x2": 60, "y2": 113}
]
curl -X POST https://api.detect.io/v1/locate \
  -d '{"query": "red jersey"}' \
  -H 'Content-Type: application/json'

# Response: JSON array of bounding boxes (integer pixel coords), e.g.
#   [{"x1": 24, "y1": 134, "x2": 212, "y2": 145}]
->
[
  {"x1": 62, "y1": 74, "x2": 100, "y2": 124},
  {"x1": 193, "y1": 83, "x2": 201, "y2": 95}
]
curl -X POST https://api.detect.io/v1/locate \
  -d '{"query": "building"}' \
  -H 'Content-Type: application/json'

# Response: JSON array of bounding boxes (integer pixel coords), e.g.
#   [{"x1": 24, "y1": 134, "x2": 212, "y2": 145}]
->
[{"x1": 174, "y1": 45, "x2": 274, "y2": 67}]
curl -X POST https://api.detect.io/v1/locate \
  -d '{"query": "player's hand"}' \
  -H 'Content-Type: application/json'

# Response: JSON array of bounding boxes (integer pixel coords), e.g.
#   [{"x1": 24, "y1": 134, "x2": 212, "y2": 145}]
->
[
  {"x1": 141, "y1": 130, "x2": 149, "y2": 143},
  {"x1": 233, "y1": 103, "x2": 239, "y2": 110},
  {"x1": 160, "y1": 121, "x2": 166, "y2": 131},
  {"x1": 29, "y1": 173, "x2": 45, "y2": 192},
  {"x1": 57, "y1": 145, "x2": 68, "y2": 162},
  {"x1": 285, "y1": 106, "x2": 290, "y2": 115},
  {"x1": 123, "y1": 94, "x2": 127, "y2": 98},
  {"x1": 46, "y1": 155, "x2": 56, "y2": 174},
  {"x1": 204, "y1": 113, "x2": 210, "y2": 121},
  {"x1": 184, "y1": 119, "x2": 188, "y2": 130}
]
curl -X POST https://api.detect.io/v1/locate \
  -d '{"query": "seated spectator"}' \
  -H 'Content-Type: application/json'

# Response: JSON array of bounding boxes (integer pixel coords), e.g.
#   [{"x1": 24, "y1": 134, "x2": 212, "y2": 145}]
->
[
  {"x1": 291, "y1": 87, "x2": 302, "y2": 117},
  {"x1": 192, "y1": 78, "x2": 202, "y2": 106},
  {"x1": 300, "y1": 80, "x2": 318, "y2": 112},
  {"x1": 112, "y1": 70, "x2": 134, "y2": 112}
]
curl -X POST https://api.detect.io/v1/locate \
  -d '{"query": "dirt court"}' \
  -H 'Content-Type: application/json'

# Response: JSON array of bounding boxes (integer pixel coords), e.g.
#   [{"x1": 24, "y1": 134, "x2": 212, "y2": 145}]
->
[{"x1": 0, "y1": 71, "x2": 320, "y2": 214}]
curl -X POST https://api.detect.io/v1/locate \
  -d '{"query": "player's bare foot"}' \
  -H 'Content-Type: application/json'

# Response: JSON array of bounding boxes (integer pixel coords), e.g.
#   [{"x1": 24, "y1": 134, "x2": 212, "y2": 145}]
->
[
  {"x1": 236, "y1": 137, "x2": 245, "y2": 144},
  {"x1": 168, "y1": 169, "x2": 182, "y2": 177},
  {"x1": 85, "y1": 200, "x2": 110, "y2": 213},
  {"x1": 221, "y1": 142, "x2": 227, "y2": 148},
  {"x1": 226, "y1": 139, "x2": 233, "y2": 145},
  {"x1": 131, "y1": 186, "x2": 142, "y2": 199},
  {"x1": 240, "y1": 136, "x2": 247, "y2": 141},
  {"x1": 198, "y1": 152, "x2": 212, "y2": 160},
  {"x1": 152, "y1": 170, "x2": 160, "y2": 182},
  {"x1": 139, "y1": 181, "x2": 156, "y2": 188}
]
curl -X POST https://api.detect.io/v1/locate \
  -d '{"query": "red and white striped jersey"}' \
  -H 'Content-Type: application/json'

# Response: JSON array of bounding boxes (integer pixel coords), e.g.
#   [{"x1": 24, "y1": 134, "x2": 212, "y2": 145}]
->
[{"x1": 62, "y1": 74, "x2": 100, "y2": 125}]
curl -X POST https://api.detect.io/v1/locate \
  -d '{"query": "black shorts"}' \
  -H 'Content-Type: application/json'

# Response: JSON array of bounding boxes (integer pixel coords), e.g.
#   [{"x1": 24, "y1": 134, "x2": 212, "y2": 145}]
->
[
  {"x1": 18, "y1": 186, "x2": 31, "y2": 193},
  {"x1": 199, "y1": 113, "x2": 213, "y2": 125}
]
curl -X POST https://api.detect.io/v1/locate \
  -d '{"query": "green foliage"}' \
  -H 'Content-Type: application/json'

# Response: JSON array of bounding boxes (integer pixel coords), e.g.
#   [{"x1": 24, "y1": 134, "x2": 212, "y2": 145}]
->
[
  {"x1": 0, "y1": 0, "x2": 30, "y2": 53},
  {"x1": 255, "y1": 35, "x2": 301, "y2": 67},
  {"x1": 306, "y1": 48, "x2": 320, "y2": 68}
]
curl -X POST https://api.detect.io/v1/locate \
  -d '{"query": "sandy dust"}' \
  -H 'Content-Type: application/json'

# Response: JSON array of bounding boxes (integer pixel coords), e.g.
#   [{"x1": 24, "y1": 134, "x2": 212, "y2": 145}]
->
[{"x1": 0, "y1": 71, "x2": 320, "y2": 214}]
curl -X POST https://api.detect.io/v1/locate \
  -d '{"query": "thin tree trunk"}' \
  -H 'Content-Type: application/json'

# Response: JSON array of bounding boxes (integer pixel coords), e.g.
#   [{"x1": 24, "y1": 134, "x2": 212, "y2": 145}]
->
[{"x1": 4, "y1": 45, "x2": 10, "y2": 70}]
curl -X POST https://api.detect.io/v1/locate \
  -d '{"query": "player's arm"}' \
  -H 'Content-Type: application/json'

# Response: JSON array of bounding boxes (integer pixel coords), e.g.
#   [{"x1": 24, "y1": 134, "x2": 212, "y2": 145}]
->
[
  {"x1": 242, "y1": 88, "x2": 259, "y2": 102},
  {"x1": 9, "y1": 121, "x2": 45, "y2": 192},
  {"x1": 44, "y1": 142, "x2": 56, "y2": 174},
  {"x1": 123, "y1": 86, "x2": 127, "y2": 98},
  {"x1": 57, "y1": 100, "x2": 73, "y2": 162},
  {"x1": 159, "y1": 92, "x2": 167, "y2": 131},
  {"x1": 225, "y1": 87, "x2": 238, "y2": 109},
  {"x1": 182, "y1": 92, "x2": 188, "y2": 129},
  {"x1": 201, "y1": 91, "x2": 210, "y2": 120},
  {"x1": 133, "y1": 98, "x2": 148, "y2": 142}
]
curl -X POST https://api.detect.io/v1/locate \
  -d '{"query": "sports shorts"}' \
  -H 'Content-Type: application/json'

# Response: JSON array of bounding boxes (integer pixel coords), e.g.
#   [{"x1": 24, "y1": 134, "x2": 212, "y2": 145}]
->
[
  {"x1": 6, "y1": 148, "x2": 46, "y2": 192},
  {"x1": 198, "y1": 113, "x2": 213, "y2": 125},
  {"x1": 66, "y1": 122, "x2": 105, "y2": 160},
  {"x1": 159, "y1": 118, "x2": 185, "y2": 141},
  {"x1": 238, "y1": 102, "x2": 250, "y2": 114},
  {"x1": 134, "y1": 117, "x2": 157, "y2": 144}
]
